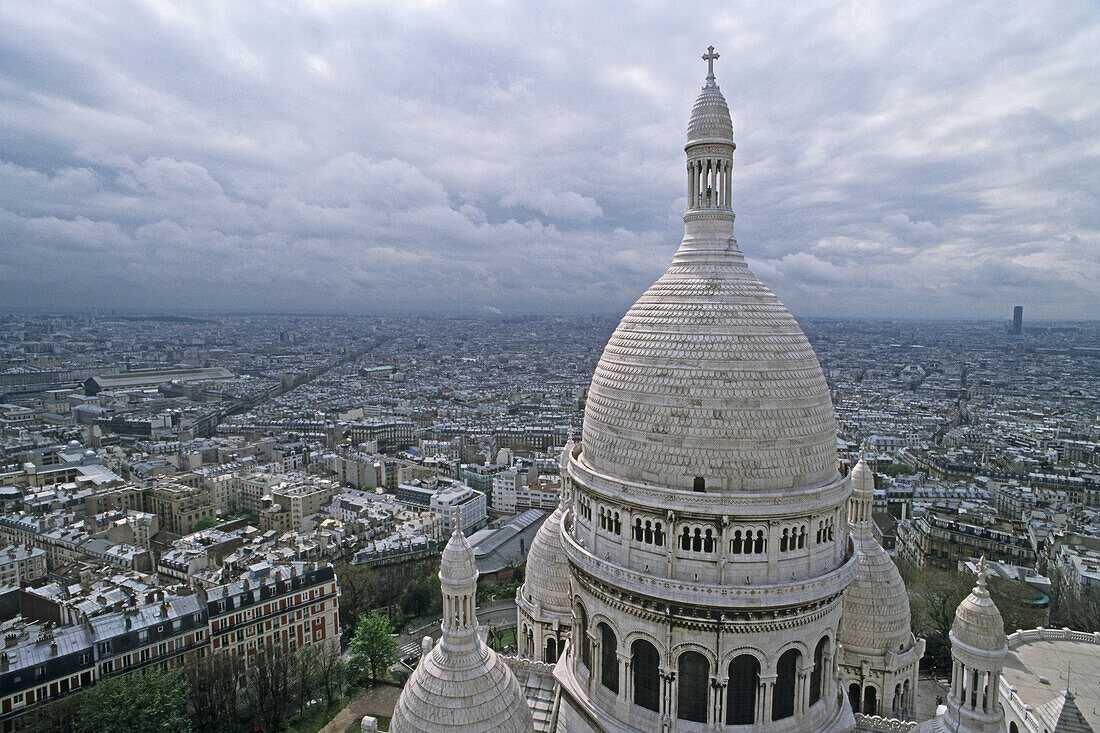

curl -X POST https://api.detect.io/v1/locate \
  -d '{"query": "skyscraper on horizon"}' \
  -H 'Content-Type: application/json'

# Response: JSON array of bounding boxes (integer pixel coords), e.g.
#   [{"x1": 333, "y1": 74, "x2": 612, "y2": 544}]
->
[{"x1": 1011, "y1": 305, "x2": 1023, "y2": 335}]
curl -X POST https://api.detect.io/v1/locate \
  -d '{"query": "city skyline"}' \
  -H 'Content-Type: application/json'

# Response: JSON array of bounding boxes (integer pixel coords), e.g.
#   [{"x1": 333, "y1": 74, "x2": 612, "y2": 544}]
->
[{"x1": 1, "y1": 1, "x2": 1098, "y2": 319}]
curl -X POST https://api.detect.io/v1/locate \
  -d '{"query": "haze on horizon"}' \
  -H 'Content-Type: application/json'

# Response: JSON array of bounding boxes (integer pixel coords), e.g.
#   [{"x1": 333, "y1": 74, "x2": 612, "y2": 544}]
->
[{"x1": 1, "y1": 1, "x2": 1097, "y2": 321}]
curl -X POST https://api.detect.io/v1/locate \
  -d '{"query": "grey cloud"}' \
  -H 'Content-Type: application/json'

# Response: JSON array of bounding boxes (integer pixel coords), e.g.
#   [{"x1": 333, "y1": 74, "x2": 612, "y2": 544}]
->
[{"x1": 0, "y1": 0, "x2": 1096, "y2": 319}]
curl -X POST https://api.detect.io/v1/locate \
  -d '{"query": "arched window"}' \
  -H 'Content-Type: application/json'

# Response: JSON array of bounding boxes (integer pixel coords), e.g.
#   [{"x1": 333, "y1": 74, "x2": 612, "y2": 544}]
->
[
  {"x1": 545, "y1": 637, "x2": 557, "y2": 663},
  {"x1": 772, "y1": 649, "x2": 800, "y2": 720},
  {"x1": 599, "y1": 623, "x2": 618, "y2": 693},
  {"x1": 810, "y1": 637, "x2": 827, "y2": 705},
  {"x1": 755, "y1": 530, "x2": 766, "y2": 553},
  {"x1": 781, "y1": 527, "x2": 789, "y2": 552},
  {"x1": 731, "y1": 530, "x2": 743, "y2": 554},
  {"x1": 643, "y1": 520, "x2": 651, "y2": 543},
  {"x1": 1010, "y1": 723, "x2": 1019, "y2": 733},
  {"x1": 677, "y1": 651, "x2": 709, "y2": 723},
  {"x1": 681, "y1": 527, "x2": 691, "y2": 550},
  {"x1": 703, "y1": 528, "x2": 714, "y2": 553},
  {"x1": 893, "y1": 683, "x2": 902, "y2": 713},
  {"x1": 632, "y1": 640, "x2": 660, "y2": 712},
  {"x1": 655, "y1": 522, "x2": 664, "y2": 546},
  {"x1": 848, "y1": 683, "x2": 861, "y2": 713},
  {"x1": 692, "y1": 528, "x2": 702, "y2": 552},
  {"x1": 862, "y1": 685, "x2": 877, "y2": 715},
  {"x1": 726, "y1": 654, "x2": 759, "y2": 725},
  {"x1": 798, "y1": 526, "x2": 806, "y2": 549},
  {"x1": 634, "y1": 519, "x2": 642, "y2": 540},
  {"x1": 693, "y1": 476, "x2": 705, "y2": 492},
  {"x1": 578, "y1": 605, "x2": 590, "y2": 669}
]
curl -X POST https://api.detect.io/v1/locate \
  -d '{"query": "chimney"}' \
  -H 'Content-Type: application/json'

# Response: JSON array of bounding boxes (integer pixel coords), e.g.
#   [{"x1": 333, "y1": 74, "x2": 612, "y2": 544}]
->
[
  {"x1": 49, "y1": 641, "x2": 58, "y2": 656},
  {"x1": 0, "y1": 653, "x2": 7, "y2": 671}
]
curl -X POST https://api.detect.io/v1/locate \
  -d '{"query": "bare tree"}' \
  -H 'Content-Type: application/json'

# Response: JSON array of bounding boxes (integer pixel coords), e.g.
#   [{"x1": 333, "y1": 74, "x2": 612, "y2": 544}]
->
[
  {"x1": 184, "y1": 652, "x2": 244, "y2": 733},
  {"x1": 243, "y1": 642, "x2": 295, "y2": 731}
]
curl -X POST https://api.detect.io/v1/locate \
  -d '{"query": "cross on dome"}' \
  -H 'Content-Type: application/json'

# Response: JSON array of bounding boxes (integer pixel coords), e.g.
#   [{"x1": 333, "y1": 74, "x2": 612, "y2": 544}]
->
[{"x1": 702, "y1": 45, "x2": 719, "y2": 83}]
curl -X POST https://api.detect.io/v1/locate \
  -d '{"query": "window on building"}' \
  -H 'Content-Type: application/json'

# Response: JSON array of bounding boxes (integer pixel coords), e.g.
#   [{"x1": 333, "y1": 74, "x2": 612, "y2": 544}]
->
[
  {"x1": 677, "y1": 651, "x2": 709, "y2": 723},
  {"x1": 726, "y1": 654, "x2": 759, "y2": 725},
  {"x1": 772, "y1": 649, "x2": 800, "y2": 720},
  {"x1": 632, "y1": 640, "x2": 659, "y2": 712},
  {"x1": 578, "y1": 605, "x2": 590, "y2": 669},
  {"x1": 598, "y1": 623, "x2": 618, "y2": 693},
  {"x1": 810, "y1": 637, "x2": 828, "y2": 705}
]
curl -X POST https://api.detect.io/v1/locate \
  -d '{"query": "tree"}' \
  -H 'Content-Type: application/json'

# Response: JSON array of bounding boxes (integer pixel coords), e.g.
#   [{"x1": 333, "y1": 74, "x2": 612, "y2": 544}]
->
[
  {"x1": 183, "y1": 651, "x2": 243, "y2": 733},
  {"x1": 75, "y1": 670, "x2": 191, "y2": 733},
  {"x1": 349, "y1": 610, "x2": 399, "y2": 685},
  {"x1": 292, "y1": 645, "x2": 322, "y2": 720},
  {"x1": 898, "y1": 560, "x2": 971, "y2": 671},
  {"x1": 334, "y1": 561, "x2": 380, "y2": 637},
  {"x1": 242, "y1": 642, "x2": 294, "y2": 732},
  {"x1": 17, "y1": 692, "x2": 80, "y2": 732},
  {"x1": 314, "y1": 642, "x2": 348, "y2": 706},
  {"x1": 189, "y1": 516, "x2": 218, "y2": 533}
]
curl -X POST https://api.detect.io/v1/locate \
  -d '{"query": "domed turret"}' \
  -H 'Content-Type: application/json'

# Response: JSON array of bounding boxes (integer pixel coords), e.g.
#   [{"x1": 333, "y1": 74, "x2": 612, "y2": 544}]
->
[
  {"x1": 516, "y1": 504, "x2": 571, "y2": 662},
  {"x1": 940, "y1": 558, "x2": 1008, "y2": 733},
  {"x1": 391, "y1": 530, "x2": 534, "y2": 733},
  {"x1": 951, "y1": 558, "x2": 1007, "y2": 653},
  {"x1": 839, "y1": 448, "x2": 923, "y2": 717}
]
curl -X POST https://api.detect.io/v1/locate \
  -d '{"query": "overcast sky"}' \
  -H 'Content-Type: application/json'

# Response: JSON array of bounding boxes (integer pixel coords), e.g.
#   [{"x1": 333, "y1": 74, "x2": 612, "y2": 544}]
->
[{"x1": 1, "y1": 1, "x2": 1097, "y2": 320}]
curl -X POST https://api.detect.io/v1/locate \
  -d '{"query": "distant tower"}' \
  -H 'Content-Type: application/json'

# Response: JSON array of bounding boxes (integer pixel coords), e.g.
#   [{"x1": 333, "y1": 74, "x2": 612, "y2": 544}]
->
[{"x1": 1010, "y1": 306, "x2": 1023, "y2": 335}]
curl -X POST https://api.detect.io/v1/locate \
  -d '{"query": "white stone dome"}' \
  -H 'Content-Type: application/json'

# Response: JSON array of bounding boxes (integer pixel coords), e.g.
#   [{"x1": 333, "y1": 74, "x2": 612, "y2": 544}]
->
[
  {"x1": 952, "y1": 569, "x2": 1007, "y2": 652},
  {"x1": 851, "y1": 455, "x2": 874, "y2": 496},
  {"x1": 581, "y1": 248, "x2": 838, "y2": 492},
  {"x1": 520, "y1": 505, "x2": 570, "y2": 614},
  {"x1": 390, "y1": 639, "x2": 534, "y2": 733},
  {"x1": 439, "y1": 530, "x2": 478, "y2": 587},
  {"x1": 687, "y1": 81, "x2": 733, "y2": 145},
  {"x1": 840, "y1": 533, "x2": 913, "y2": 656}
]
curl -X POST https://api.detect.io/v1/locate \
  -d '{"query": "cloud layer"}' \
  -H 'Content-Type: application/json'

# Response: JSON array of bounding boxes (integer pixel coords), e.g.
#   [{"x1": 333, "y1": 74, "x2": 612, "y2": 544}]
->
[{"x1": 1, "y1": 0, "x2": 1097, "y2": 319}]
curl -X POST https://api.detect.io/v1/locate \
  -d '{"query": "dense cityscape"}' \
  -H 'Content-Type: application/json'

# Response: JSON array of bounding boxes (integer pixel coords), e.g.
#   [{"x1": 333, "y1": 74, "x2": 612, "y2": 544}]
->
[{"x1": 0, "y1": 309, "x2": 1096, "y2": 731}]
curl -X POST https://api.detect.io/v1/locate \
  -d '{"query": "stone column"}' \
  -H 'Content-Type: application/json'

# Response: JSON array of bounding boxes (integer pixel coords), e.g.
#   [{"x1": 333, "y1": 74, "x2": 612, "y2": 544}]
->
[
  {"x1": 590, "y1": 631, "x2": 602, "y2": 695},
  {"x1": 758, "y1": 674, "x2": 776, "y2": 723},
  {"x1": 714, "y1": 676, "x2": 727, "y2": 727},
  {"x1": 661, "y1": 667, "x2": 676, "y2": 721},
  {"x1": 618, "y1": 651, "x2": 631, "y2": 702},
  {"x1": 725, "y1": 161, "x2": 732, "y2": 208},
  {"x1": 797, "y1": 663, "x2": 814, "y2": 714},
  {"x1": 687, "y1": 162, "x2": 695, "y2": 208}
]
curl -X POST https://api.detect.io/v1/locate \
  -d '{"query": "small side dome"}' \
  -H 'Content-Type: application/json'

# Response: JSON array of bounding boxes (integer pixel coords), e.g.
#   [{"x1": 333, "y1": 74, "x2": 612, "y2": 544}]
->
[
  {"x1": 520, "y1": 506, "x2": 570, "y2": 614},
  {"x1": 850, "y1": 454, "x2": 875, "y2": 497},
  {"x1": 439, "y1": 530, "x2": 478, "y2": 587},
  {"x1": 391, "y1": 635, "x2": 534, "y2": 733},
  {"x1": 951, "y1": 560, "x2": 1007, "y2": 652},
  {"x1": 840, "y1": 538, "x2": 913, "y2": 656}
]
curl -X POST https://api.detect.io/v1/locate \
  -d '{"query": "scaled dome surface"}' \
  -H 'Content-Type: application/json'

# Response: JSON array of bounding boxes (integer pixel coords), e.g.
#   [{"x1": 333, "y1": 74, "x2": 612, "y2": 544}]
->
[
  {"x1": 840, "y1": 535, "x2": 914, "y2": 656},
  {"x1": 952, "y1": 572, "x2": 1007, "y2": 652},
  {"x1": 521, "y1": 505, "x2": 570, "y2": 614},
  {"x1": 580, "y1": 222, "x2": 837, "y2": 492}
]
